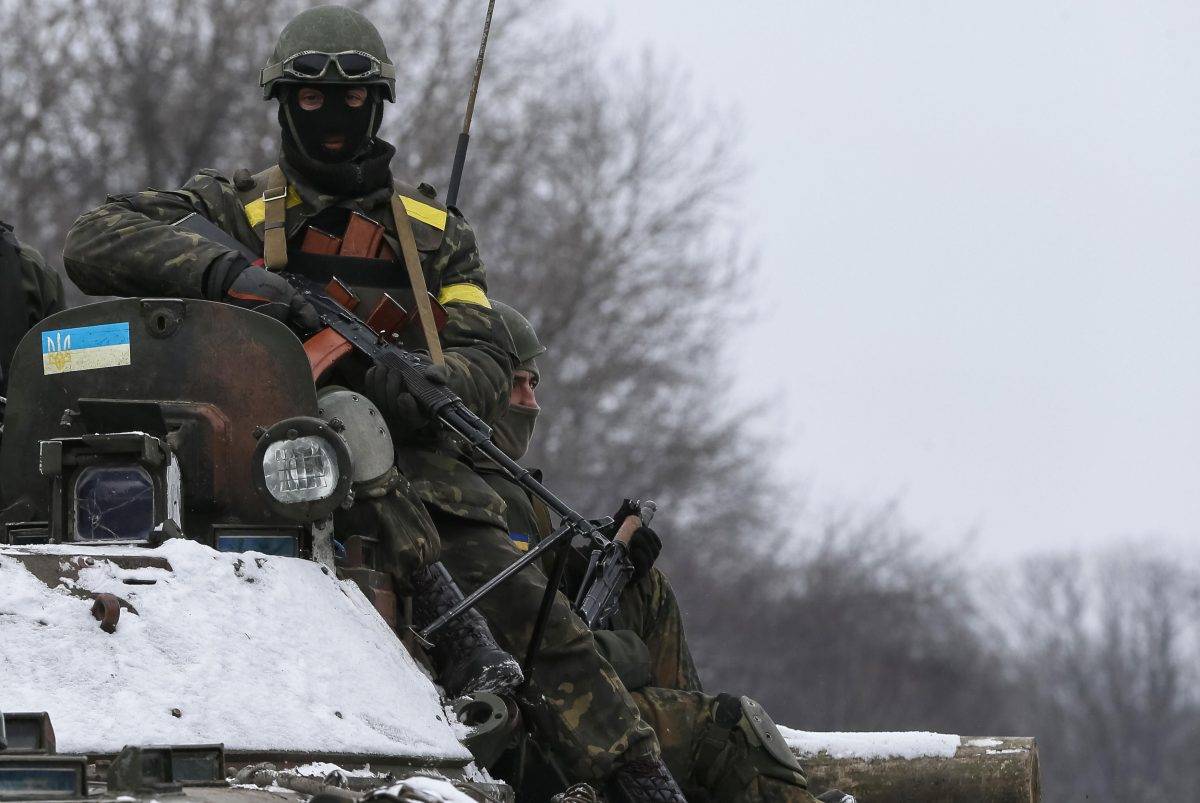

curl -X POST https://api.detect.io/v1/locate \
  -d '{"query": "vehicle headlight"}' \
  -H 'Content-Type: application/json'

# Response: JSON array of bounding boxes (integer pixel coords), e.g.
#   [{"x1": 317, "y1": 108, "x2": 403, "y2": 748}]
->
[
  {"x1": 262, "y1": 436, "x2": 339, "y2": 503},
  {"x1": 251, "y1": 417, "x2": 352, "y2": 522},
  {"x1": 39, "y1": 432, "x2": 179, "y2": 546},
  {"x1": 74, "y1": 464, "x2": 156, "y2": 541}
]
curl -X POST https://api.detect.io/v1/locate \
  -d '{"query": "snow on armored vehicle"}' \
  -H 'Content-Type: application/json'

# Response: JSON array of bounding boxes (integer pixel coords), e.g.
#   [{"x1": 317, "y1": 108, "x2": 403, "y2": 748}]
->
[{"x1": 0, "y1": 298, "x2": 510, "y2": 802}]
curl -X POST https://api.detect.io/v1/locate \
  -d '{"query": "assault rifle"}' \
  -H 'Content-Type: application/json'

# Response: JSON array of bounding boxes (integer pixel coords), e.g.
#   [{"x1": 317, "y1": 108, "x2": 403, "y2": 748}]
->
[{"x1": 174, "y1": 213, "x2": 619, "y2": 652}]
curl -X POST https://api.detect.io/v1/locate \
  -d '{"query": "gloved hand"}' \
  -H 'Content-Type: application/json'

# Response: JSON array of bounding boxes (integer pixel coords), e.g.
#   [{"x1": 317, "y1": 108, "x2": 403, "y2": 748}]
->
[
  {"x1": 222, "y1": 261, "x2": 320, "y2": 332},
  {"x1": 627, "y1": 525, "x2": 661, "y2": 582},
  {"x1": 611, "y1": 499, "x2": 662, "y2": 581},
  {"x1": 364, "y1": 356, "x2": 449, "y2": 432}
]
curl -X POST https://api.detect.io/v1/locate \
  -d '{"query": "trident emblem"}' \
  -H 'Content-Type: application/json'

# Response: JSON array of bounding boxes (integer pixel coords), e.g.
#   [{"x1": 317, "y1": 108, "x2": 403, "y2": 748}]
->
[{"x1": 44, "y1": 331, "x2": 72, "y2": 372}]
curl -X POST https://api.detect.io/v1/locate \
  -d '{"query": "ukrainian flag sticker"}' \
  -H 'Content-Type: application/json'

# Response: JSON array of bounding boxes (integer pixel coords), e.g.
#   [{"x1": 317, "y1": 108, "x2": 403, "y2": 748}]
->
[
  {"x1": 42, "y1": 322, "x2": 131, "y2": 375},
  {"x1": 509, "y1": 532, "x2": 531, "y2": 552}
]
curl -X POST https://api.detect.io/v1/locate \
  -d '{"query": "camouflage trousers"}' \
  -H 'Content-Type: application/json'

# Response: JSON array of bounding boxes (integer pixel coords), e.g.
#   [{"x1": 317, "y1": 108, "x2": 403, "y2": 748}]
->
[
  {"x1": 609, "y1": 570, "x2": 816, "y2": 803},
  {"x1": 429, "y1": 510, "x2": 661, "y2": 782},
  {"x1": 631, "y1": 688, "x2": 816, "y2": 803},
  {"x1": 608, "y1": 568, "x2": 704, "y2": 693}
]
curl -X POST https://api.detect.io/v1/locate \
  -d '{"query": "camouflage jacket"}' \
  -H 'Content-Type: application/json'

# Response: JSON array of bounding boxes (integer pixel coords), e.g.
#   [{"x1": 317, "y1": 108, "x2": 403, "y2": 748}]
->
[
  {"x1": 0, "y1": 223, "x2": 64, "y2": 393},
  {"x1": 63, "y1": 153, "x2": 514, "y2": 525},
  {"x1": 16, "y1": 241, "x2": 65, "y2": 325},
  {"x1": 0, "y1": 223, "x2": 64, "y2": 326}
]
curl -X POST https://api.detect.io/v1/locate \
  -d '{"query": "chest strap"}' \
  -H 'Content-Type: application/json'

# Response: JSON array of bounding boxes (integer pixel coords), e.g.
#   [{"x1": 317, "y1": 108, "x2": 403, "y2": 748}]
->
[
  {"x1": 391, "y1": 194, "x2": 444, "y2": 366},
  {"x1": 262, "y1": 165, "x2": 290, "y2": 270}
]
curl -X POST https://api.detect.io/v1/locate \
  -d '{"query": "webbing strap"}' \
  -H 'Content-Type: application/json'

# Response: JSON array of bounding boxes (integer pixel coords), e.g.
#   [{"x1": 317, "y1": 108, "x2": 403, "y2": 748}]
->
[
  {"x1": 531, "y1": 495, "x2": 554, "y2": 541},
  {"x1": 390, "y1": 194, "x2": 444, "y2": 366},
  {"x1": 262, "y1": 165, "x2": 289, "y2": 270}
]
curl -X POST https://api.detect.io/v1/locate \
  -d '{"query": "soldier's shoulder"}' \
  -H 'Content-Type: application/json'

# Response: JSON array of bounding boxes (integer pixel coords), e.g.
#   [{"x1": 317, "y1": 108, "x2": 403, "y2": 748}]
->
[
  {"x1": 180, "y1": 168, "x2": 254, "y2": 204},
  {"x1": 393, "y1": 179, "x2": 446, "y2": 211},
  {"x1": 392, "y1": 178, "x2": 452, "y2": 252},
  {"x1": 1, "y1": 223, "x2": 46, "y2": 270}
]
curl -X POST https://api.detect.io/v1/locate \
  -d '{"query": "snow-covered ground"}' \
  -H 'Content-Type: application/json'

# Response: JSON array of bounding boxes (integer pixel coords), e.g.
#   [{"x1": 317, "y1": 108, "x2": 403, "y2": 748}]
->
[
  {"x1": 780, "y1": 727, "x2": 960, "y2": 761},
  {"x1": 0, "y1": 539, "x2": 470, "y2": 760}
]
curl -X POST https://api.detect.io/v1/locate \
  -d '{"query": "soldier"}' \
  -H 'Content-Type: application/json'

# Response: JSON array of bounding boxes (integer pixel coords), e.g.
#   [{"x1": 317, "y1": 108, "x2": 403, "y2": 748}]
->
[
  {"x1": 0, "y1": 222, "x2": 64, "y2": 396},
  {"x1": 481, "y1": 300, "x2": 835, "y2": 803},
  {"x1": 63, "y1": 7, "x2": 685, "y2": 801},
  {"x1": 62, "y1": 2, "x2": 519, "y2": 704}
]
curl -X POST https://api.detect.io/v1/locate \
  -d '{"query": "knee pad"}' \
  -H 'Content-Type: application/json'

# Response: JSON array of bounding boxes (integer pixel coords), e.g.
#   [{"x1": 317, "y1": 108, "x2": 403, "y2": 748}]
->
[{"x1": 695, "y1": 694, "x2": 808, "y2": 800}]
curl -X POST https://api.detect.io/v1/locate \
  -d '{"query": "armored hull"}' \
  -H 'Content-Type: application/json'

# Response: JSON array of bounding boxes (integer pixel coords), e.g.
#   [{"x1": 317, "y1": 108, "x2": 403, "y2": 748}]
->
[{"x1": 0, "y1": 299, "x2": 510, "y2": 801}]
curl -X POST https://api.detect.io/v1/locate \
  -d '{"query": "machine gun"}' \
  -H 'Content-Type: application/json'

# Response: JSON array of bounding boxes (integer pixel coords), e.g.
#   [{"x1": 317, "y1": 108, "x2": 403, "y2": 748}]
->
[{"x1": 574, "y1": 499, "x2": 656, "y2": 630}]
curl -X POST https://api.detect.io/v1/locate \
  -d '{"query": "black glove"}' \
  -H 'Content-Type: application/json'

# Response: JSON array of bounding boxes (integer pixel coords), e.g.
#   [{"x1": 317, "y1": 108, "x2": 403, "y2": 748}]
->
[
  {"x1": 363, "y1": 356, "x2": 449, "y2": 432},
  {"x1": 611, "y1": 499, "x2": 661, "y2": 581},
  {"x1": 220, "y1": 260, "x2": 320, "y2": 332},
  {"x1": 627, "y1": 525, "x2": 661, "y2": 582}
]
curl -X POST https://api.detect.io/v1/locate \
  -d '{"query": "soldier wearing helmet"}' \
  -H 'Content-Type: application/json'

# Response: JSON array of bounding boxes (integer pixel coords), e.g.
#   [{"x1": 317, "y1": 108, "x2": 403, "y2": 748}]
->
[
  {"x1": 62, "y1": 7, "x2": 686, "y2": 801},
  {"x1": 480, "y1": 301, "x2": 832, "y2": 803},
  {"x1": 62, "y1": 1, "x2": 528, "y2": 705}
]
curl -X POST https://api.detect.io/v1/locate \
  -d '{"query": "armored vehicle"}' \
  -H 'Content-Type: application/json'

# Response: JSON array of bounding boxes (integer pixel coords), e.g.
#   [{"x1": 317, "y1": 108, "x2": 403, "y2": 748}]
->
[{"x1": 0, "y1": 298, "x2": 512, "y2": 802}]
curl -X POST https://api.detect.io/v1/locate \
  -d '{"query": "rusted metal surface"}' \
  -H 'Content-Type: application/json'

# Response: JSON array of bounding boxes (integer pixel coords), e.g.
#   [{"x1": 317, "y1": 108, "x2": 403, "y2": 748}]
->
[
  {"x1": 1, "y1": 299, "x2": 319, "y2": 534},
  {"x1": 2, "y1": 552, "x2": 170, "y2": 589},
  {"x1": 339, "y1": 567, "x2": 400, "y2": 632},
  {"x1": 90, "y1": 593, "x2": 121, "y2": 633}
]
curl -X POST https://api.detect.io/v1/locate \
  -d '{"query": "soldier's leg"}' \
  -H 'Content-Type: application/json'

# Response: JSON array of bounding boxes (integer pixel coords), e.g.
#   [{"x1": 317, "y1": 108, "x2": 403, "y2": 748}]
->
[
  {"x1": 632, "y1": 687, "x2": 818, "y2": 803},
  {"x1": 430, "y1": 510, "x2": 662, "y2": 783},
  {"x1": 337, "y1": 473, "x2": 522, "y2": 697},
  {"x1": 613, "y1": 568, "x2": 703, "y2": 692},
  {"x1": 335, "y1": 467, "x2": 440, "y2": 591}
]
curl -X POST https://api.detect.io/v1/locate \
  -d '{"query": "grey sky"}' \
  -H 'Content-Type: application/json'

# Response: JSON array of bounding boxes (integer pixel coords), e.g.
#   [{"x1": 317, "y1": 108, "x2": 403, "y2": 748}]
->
[{"x1": 572, "y1": 1, "x2": 1200, "y2": 556}]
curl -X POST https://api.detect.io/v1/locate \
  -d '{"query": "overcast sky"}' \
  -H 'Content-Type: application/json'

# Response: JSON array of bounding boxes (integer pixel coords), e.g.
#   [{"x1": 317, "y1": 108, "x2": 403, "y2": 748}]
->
[{"x1": 572, "y1": 1, "x2": 1200, "y2": 557}]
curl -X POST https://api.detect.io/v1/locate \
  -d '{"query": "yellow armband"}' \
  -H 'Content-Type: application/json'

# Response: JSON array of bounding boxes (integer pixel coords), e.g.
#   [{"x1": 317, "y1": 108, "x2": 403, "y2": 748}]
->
[{"x1": 438, "y1": 283, "x2": 491, "y2": 308}]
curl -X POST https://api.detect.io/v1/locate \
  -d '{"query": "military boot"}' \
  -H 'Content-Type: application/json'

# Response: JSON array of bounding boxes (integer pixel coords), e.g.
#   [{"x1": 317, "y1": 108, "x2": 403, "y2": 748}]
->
[
  {"x1": 551, "y1": 784, "x2": 603, "y2": 803},
  {"x1": 410, "y1": 562, "x2": 523, "y2": 698},
  {"x1": 607, "y1": 756, "x2": 688, "y2": 803}
]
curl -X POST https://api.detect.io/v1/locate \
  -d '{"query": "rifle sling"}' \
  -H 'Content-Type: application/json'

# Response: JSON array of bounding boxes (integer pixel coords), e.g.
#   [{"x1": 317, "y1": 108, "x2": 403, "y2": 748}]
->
[
  {"x1": 390, "y1": 195, "x2": 444, "y2": 366},
  {"x1": 262, "y1": 165, "x2": 289, "y2": 270}
]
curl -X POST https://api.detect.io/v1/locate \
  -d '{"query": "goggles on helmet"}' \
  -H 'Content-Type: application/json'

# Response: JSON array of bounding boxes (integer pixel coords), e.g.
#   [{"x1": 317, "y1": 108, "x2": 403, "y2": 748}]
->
[{"x1": 262, "y1": 50, "x2": 396, "y2": 88}]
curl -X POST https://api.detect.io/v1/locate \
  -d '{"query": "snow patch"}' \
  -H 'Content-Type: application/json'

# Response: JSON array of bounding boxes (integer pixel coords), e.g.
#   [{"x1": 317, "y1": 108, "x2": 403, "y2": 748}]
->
[
  {"x1": 378, "y1": 777, "x2": 476, "y2": 802},
  {"x1": 292, "y1": 762, "x2": 383, "y2": 779},
  {"x1": 0, "y1": 539, "x2": 470, "y2": 760},
  {"x1": 964, "y1": 734, "x2": 1003, "y2": 748},
  {"x1": 780, "y1": 727, "x2": 959, "y2": 760}
]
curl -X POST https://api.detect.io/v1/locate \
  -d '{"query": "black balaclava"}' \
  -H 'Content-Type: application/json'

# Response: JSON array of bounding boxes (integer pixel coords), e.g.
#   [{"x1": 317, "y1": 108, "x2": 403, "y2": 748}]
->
[
  {"x1": 491, "y1": 404, "x2": 539, "y2": 462},
  {"x1": 279, "y1": 85, "x2": 393, "y2": 197}
]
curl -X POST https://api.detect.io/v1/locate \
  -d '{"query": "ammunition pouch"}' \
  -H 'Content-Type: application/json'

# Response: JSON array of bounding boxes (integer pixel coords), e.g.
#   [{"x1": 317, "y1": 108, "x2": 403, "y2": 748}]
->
[
  {"x1": 693, "y1": 694, "x2": 808, "y2": 799},
  {"x1": 288, "y1": 248, "x2": 411, "y2": 290}
]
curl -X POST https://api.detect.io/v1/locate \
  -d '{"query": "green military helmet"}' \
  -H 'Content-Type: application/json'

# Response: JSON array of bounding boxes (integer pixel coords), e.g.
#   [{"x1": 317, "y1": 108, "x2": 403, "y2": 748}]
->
[
  {"x1": 261, "y1": 5, "x2": 396, "y2": 101},
  {"x1": 491, "y1": 300, "x2": 546, "y2": 374}
]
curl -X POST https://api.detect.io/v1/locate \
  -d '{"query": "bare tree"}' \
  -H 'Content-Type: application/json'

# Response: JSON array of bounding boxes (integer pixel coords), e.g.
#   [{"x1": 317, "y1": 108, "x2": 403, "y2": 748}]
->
[
  {"x1": 1004, "y1": 547, "x2": 1200, "y2": 801},
  {"x1": 0, "y1": 0, "x2": 782, "y2": 684},
  {"x1": 681, "y1": 503, "x2": 1016, "y2": 733},
  {"x1": 0, "y1": 3, "x2": 1074, "y2": 759}
]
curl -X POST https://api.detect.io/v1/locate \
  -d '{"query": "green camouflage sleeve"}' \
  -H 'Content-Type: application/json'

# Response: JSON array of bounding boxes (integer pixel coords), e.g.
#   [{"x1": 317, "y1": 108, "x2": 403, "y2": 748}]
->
[
  {"x1": 16, "y1": 243, "x2": 64, "y2": 321},
  {"x1": 431, "y1": 211, "x2": 515, "y2": 425},
  {"x1": 63, "y1": 171, "x2": 256, "y2": 299}
]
